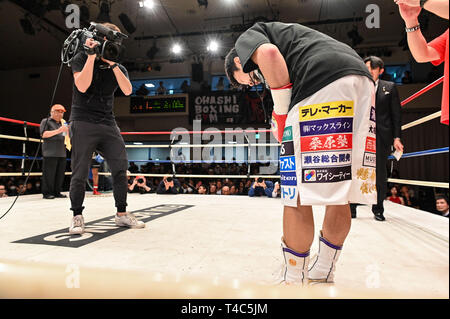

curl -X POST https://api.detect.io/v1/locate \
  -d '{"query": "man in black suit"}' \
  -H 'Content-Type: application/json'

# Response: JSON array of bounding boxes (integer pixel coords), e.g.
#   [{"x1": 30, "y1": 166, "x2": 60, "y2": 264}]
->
[{"x1": 351, "y1": 56, "x2": 404, "y2": 221}]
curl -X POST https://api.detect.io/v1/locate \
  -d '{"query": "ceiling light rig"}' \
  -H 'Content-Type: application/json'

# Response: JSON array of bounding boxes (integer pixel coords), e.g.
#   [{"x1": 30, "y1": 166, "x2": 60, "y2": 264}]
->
[{"x1": 139, "y1": 0, "x2": 155, "y2": 9}]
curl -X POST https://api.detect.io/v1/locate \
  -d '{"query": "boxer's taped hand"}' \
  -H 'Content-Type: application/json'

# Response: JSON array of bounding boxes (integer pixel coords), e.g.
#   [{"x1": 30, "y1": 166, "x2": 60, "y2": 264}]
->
[{"x1": 270, "y1": 83, "x2": 292, "y2": 143}]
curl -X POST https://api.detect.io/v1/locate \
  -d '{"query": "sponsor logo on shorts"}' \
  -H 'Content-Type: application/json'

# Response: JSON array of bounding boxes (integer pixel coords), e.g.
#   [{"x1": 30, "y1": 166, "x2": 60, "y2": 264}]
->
[
  {"x1": 300, "y1": 117, "x2": 353, "y2": 137},
  {"x1": 363, "y1": 152, "x2": 376, "y2": 168},
  {"x1": 303, "y1": 170, "x2": 317, "y2": 182},
  {"x1": 282, "y1": 126, "x2": 293, "y2": 142},
  {"x1": 280, "y1": 171, "x2": 297, "y2": 186},
  {"x1": 301, "y1": 151, "x2": 352, "y2": 167},
  {"x1": 280, "y1": 141, "x2": 294, "y2": 156},
  {"x1": 301, "y1": 133, "x2": 352, "y2": 152},
  {"x1": 299, "y1": 101, "x2": 354, "y2": 121},
  {"x1": 13, "y1": 205, "x2": 193, "y2": 248},
  {"x1": 370, "y1": 106, "x2": 376, "y2": 122},
  {"x1": 302, "y1": 166, "x2": 352, "y2": 183},
  {"x1": 365, "y1": 136, "x2": 376, "y2": 153},
  {"x1": 279, "y1": 156, "x2": 296, "y2": 172},
  {"x1": 281, "y1": 186, "x2": 297, "y2": 200}
]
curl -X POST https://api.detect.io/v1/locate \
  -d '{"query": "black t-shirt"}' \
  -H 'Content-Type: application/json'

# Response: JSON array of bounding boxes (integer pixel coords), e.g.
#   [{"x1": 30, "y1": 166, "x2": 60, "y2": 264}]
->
[
  {"x1": 39, "y1": 118, "x2": 66, "y2": 157},
  {"x1": 235, "y1": 22, "x2": 373, "y2": 110},
  {"x1": 70, "y1": 52, "x2": 129, "y2": 125}
]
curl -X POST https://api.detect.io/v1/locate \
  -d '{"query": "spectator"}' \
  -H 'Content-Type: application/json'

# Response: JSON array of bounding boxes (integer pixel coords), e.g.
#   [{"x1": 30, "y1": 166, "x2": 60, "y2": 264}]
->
[
  {"x1": 221, "y1": 186, "x2": 231, "y2": 195},
  {"x1": 396, "y1": 0, "x2": 448, "y2": 125},
  {"x1": 180, "y1": 80, "x2": 190, "y2": 93},
  {"x1": 216, "y1": 77, "x2": 225, "y2": 91},
  {"x1": 216, "y1": 180, "x2": 223, "y2": 194},
  {"x1": 435, "y1": 194, "x2": 449, "y2": 217},
  {"x1": 401, "y1": 70, "x2": 413, "y2": 84},
  {"x1": 156, "y1": 81, "x2": 168, "y2": 95},
  {"x1": 156, "y1": 176, "x2": 181, "y2": 194},
  {"x1": 25, "y1": 182, "x2": 37, "y2": 195},
  {"x1": 181, "y1": 180, "x2": 196, "y2": 194},
  {"x1": 230, "y1": 185, "x2": 237, "y2": 195},
  {"x1": 209, "y1": 183, "x2": 217, "y2": 195},
  {"x1": 128, "y1": 173, "x2": 154, "y2": 194},
  {"x1": 198, "y1": 185, "x2": 207, "y2": 194},
  {"x1": 387, "y1": 185, "x2": 405, "y2": 205},
  {"x1": 0, "y1": 184, "x2": 8, "y2": 198},
  {"x1": 400, "y1": 185, "x2": 419, "y2": 208},
  {"x1": 128, "y1": 161, "x2": 139, "y2": 173},
  {"x1": 40, "y1": 104, "x2": 70, "y2": 199},
  {"x1": 136, "y1": 83, "x2": 149, "y2": 96},
  {"x1": 248, "y1": 177, "x2": 274, "y2": 198}
]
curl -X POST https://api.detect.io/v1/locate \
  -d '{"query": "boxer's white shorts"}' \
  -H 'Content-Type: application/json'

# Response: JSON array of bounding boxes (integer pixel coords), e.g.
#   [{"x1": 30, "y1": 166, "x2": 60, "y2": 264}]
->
[{"x1": 280, "y1": 75, "x2": 377, "y2": 207}]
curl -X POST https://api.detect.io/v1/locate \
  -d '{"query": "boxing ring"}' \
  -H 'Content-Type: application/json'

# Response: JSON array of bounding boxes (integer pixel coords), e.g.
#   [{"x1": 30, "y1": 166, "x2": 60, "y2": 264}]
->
[{"x1": 0, "y1": 77, "x2": 448, "y2": 299}]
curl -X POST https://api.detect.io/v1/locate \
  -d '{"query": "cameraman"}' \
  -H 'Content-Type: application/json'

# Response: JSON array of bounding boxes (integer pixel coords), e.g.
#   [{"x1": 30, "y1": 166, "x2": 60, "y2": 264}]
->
[
  {"x1": 156, "y1": 176, "x2": 181, "y2": 194},
  {"x1": 68, "y1": 22, "x2": 144, "y2": 235},
  {"x1": 248, "y1": 177, "x2": 275, "y2": 198},
  {"x1": 128, "y1": 174, "x2": 154, "y2": 194}
]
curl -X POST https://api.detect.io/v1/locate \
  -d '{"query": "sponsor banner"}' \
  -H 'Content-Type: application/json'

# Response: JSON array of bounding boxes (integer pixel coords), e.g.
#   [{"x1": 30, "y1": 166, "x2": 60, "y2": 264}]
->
[
  {"x1": 365, "y1": 136, "x2": 377, "y2": 153},
  {"x1": 280, "y1": 141, "x2": 294, "y2": 157},
  {"x1": 189, "y1": 91, "x2": 271, "y2": 124},
  {"x1": 301, "y1": 150, "x2": 352, "y2": 168},
  {"x1": 281, "y1": 186, "x2": 297, "y2": 200},
  {"x1": 363, "y1": 151, "x2": 376, "y2": 168},
  {"x1": 299, "y1": 101, "x2": 354, "y2": 121},
  {"x1": 370, "y1": 106, "x2": 376, "y2": 122},
  {"x1": 282, "y1": 126, "x2": 293, "y2": 142},
  {"x1": 302, "y1": 166, "x2": 352, "y2": 183},
  {"x1": 280, "y1": 171, "x2": 297, "y2": 186},
  {"x1": 300, "y1": 117, "x2": 353, "y2": 137},
  {"x1": 280, "y1": 156, "x2": 296, "y2": 172},
  {"x1": 301, "y1": 133, "x2": 352, "y2": 152}
]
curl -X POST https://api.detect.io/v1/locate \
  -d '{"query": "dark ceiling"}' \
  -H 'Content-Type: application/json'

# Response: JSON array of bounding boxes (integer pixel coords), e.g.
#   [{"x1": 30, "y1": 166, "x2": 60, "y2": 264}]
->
[{"x1": 0, "y1": 0, "x2": 448, "y2": 70}]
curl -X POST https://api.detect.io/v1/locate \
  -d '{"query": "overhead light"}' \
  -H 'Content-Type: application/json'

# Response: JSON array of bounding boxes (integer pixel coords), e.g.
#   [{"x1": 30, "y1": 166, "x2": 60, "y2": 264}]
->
[
  {"x1": 172, "y1": 43, "x2": 182, "y2": 54},
  {"x1": 97, "y1": 0, "x2": 111, "y2": 22},
  {"x1": 139, "y1": 0, "x2": 155, "y2": 9},
  {"x1": 207, "y1": 40, "x2": 219, "y2": 52},
  {"x1": 145, "y1": 83, "x2": 155, "y2": 88},
  {"x1": 133, "y1": 142, "x2": 143, "y2": 145}
]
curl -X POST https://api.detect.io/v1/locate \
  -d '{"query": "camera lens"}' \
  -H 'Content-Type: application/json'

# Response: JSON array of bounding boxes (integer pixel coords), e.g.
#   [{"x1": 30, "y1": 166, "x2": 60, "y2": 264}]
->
[
  {"x1": 137, "y1": 178, "x2": 144, "y2": 183},
  {"x1": 103, "y1": 42, "x2": 120, "y2": 61},
  {"x1": 167, "y1": 177, "x2": 173, "y2": 182},
  {"x1": 257, "y1": 177, "x2": 263, "y2": 183}
]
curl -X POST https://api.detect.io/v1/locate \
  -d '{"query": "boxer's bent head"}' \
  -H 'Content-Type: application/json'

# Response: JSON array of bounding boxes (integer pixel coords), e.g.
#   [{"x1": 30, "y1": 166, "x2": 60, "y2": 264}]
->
[{"x1": 224, "y1": 48, "x2": 262, "y2": 89}]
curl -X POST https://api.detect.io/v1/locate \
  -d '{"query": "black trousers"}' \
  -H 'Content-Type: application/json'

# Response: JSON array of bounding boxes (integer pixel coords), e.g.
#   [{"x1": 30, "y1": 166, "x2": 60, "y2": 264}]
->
[
  {"x1": 42, "y1": 157, "x2": 66, "y2": 196},
  {"x1": 350, "y1": 138, "x2": 391, "y2": 215},
  {"x1": 69, "y1": 120, "x2": 128, "y2": 215}
]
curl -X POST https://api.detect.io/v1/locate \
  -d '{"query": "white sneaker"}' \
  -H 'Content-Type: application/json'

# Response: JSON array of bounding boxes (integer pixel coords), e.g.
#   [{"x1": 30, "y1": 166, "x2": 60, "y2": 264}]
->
[
  {"x1": 69, "y1": 215, "x2": 85, "y2": 235},
  {"x1": 115, "y1": 212, "x2": 145, "y2": 228}
]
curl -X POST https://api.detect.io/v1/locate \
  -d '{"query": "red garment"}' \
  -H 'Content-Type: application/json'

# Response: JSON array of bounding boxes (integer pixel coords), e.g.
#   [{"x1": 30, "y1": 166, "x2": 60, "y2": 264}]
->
[
  {"x1": 428, "y1": 29, "x2": 449, "y2": 126},
  {"x1": 388, "y1": 196, "x2": 402, "y2": 204}
]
